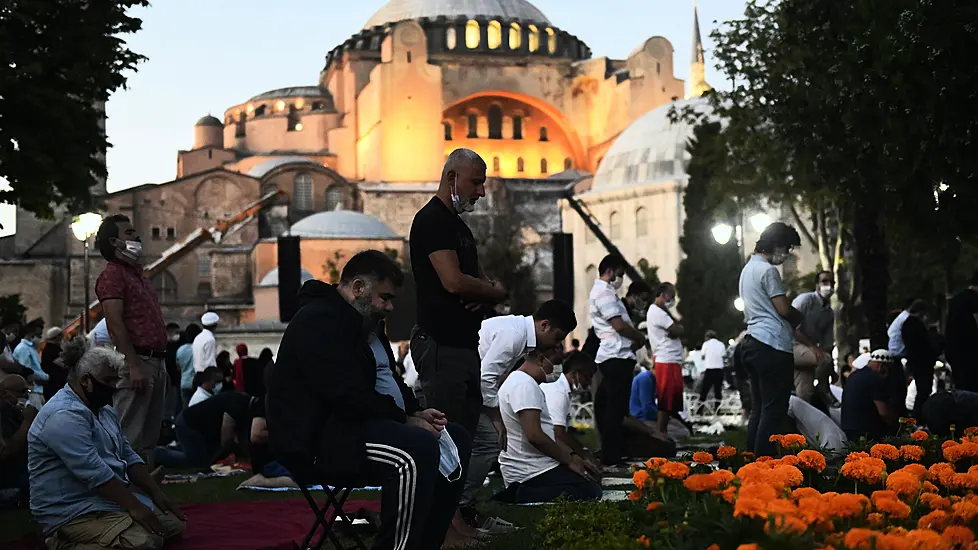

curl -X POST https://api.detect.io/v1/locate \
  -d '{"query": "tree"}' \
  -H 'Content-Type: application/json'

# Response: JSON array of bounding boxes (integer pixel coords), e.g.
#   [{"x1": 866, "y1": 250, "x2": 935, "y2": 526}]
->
[
  {"x1": 0, "y1": 294, "x2": 27, "y2": 327},
  {"x1": 636, "y1": 259, "x2": 661, "y2": 289},
  {"x1": 706, "y1": 0, "x2": 978, "y2": 348},
  {"x1": 675, "y1": 121, "x2": 744, "y2": 347},
  {"x1": 0, "y1": 0, "x2": 148, "y2": 217}
]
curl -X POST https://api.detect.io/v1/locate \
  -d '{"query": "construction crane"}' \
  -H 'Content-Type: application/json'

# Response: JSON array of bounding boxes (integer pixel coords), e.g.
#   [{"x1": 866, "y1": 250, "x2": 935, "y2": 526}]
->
[
  {"x1": 562, "y1": 187, "x2": 645, "y2": 285},
  {"x1": 62, "y1": 190, "x2": 285, "y2": 340}
]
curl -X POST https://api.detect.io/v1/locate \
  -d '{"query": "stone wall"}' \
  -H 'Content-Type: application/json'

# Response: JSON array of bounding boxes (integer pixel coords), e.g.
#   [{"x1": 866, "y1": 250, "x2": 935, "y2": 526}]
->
[
  {"x1": 210, "y1": 249, "x2": 251, "y2": 299},
  {"x1": 0, "y1": 261, "x2": 69, "y2": 325}
]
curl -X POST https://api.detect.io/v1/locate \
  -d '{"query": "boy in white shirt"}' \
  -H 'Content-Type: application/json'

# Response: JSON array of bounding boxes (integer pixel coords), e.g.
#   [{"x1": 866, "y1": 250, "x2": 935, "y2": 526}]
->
[
  {"x1": 646, "y1": 283, "x2": 686, "y2": 437},
  {"x1": 540, "y1": 351, "x2": 599, "y2": 469},
  {"x1": 188, "y1": 367, "x2": 222, "y2": 407},
  {"x1": 497, "y1": 350, "x2": 601, "y2": 503}
]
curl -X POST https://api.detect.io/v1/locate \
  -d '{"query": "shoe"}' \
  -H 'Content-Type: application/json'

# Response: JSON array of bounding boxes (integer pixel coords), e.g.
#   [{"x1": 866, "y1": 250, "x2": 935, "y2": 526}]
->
[{"x1": 476, "y1": 516, "x2": 520, "y2": 536}]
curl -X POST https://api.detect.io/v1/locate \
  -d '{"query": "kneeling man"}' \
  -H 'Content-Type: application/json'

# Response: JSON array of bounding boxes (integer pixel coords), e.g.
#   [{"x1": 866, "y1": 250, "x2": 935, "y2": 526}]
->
[{"x1": 267, "y1": 250, "x2": 471, "y2": 550}]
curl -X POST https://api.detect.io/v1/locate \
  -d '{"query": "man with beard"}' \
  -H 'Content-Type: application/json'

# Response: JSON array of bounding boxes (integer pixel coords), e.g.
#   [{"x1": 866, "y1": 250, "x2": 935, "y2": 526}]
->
[{"x1": 267, "y1": 250, "x2": 473, "y2": 550}]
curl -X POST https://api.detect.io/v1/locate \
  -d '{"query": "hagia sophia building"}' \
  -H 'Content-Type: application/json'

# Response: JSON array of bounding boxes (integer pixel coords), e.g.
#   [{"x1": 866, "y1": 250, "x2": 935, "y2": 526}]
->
[{"x1": 0, "y1": 0, "x2": 750, "y2": 348}]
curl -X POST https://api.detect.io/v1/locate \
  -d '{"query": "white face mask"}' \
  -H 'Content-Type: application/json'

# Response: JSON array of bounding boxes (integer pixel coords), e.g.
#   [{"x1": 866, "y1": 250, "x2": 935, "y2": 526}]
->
[
  {"x1": 437, "y1": 428, "x2": 462, "y2": 482},
  {"x1": 541, "y1": 359, "x2": 562, "y2": 384},
  {"x1": 611, "y1": 275, "x2": 624, "y2": 290},
  {"x1": 124, "y1": 240, "x2": 143, "y2": 257},
  {"x1": 770, "y1": 250, "x2": 788, "y2": 265},
  {"x1": 818, "y1": 285, "x2": 835, "y2": 299},
  {"x1": 665, "y1": 298, "x2": 677, "y2": 309},
  {"x1": 451, "y1": 175, "x2": 475, "y2": 214}
]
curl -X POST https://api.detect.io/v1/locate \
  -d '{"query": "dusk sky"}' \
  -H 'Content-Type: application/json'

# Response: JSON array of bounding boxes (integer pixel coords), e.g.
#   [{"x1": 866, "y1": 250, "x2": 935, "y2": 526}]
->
[{"x1": 1, "y1": 0, "x2": 748, "y2": 236}]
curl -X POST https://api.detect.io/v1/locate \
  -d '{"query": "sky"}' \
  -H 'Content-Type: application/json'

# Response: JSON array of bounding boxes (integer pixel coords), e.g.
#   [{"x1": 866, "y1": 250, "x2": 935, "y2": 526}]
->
[{"x1": 0, "y1": 0, "x2": 748, "y2": 237}]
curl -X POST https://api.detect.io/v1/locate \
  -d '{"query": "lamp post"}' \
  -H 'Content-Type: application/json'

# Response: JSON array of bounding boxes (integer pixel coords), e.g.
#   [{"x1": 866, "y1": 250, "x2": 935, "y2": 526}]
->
[
  {"x1": 712, "y1": 212, "x2": 773, "y2": 259},
  {"x1": 71, "y1": 213, "x2": 103, "y2": 334}
]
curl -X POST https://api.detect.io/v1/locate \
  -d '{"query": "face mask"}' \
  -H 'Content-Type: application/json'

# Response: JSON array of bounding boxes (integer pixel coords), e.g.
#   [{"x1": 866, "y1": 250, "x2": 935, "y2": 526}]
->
[
  {"x1": 665, "y1": 298, "x2": 677, "y2": 309},
  {"x1": 85, "y1": 376, "x2": 117, "y2": 410},
  {"x1": 770, "y1": 250, "x2": 788, "y2": 265},
  {"x1": 5, "y1": 332, "x2": 16, "y2": 343},
  {"x1": 818, "y1": 285, "x2": 835, "y2": 299},
  {"x1": 124, "y1": 240, "x2": 143, "y2": 258},
  {"x1": 437, "y1": 428, "x2": 463, "y2": 482},
  {"x1": 611, "y1": 275, "x2": 624, "y2": 290},
  {"x1": 451, "y1": 175, "x2": 475, "y2": 215},
  {"x1": 212, "y1": 382, "x2": 223, "y2": 393},
  {"x1": 540, "y1": 358, "x2": 562, "y2": 384},
  {"x1": 30, "y1": 337, "x2": 41, "y2": 347}
]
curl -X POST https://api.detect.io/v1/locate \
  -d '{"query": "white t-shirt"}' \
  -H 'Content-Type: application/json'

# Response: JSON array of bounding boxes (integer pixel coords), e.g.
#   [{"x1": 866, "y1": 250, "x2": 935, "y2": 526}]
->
[
  {"x1": 702, "y1": 339, "x2": 726, "y2": 370},
  {"x1": 540, "y1": 373, "x2": 572, "y2": 428},
  {"x1": 589, "y1": 279, "x2": 635, "y2": 363},
  {"x1": 646, "y1": 305, "x2": 684, "y2": 364},
  {"x1": 498, "y1": 370, "x2": 560, "y2": 486},
  {"x1": 188, "y1": 386, "x2": 214, "y2": 407}
]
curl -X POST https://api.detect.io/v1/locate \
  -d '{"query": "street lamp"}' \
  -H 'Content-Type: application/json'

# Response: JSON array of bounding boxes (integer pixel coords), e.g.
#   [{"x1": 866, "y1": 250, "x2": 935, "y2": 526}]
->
[
  {"x1": 749, "y1": 213, "x2": 773, "y2": 233},
  {"x1": 711, "y1": 223, "x2": 734, "y2": 245},
  {"x1": 734, "y1": 297, "x2": 745, "y2": 312},
  {"x1": 71, "y1": 213, "x2": 103, "y2": 334}
]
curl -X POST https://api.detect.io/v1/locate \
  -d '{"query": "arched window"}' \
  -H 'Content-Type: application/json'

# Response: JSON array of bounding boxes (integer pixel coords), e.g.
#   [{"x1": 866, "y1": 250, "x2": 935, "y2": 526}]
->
[
  {"x1": 443, "y1": 121, "x2": 453, "y2": 141},
  {"x1": 609, "y1": 211, "x2": 621, "y2": 239},
  {"x1": 446, "y1": 27, "x2": 457, "y2": 50},
  {"x1": 488, "y1": 105, "x2": 503, "y2": 139},
  {"x1": 513, "y1": 116, "x2": 524, "y2": 140},
  {"x1": 539, "y1": 126, "x2": 549, "y2": 142},
  {"x1": 466, "y1": 20, "x2": 481, "y2": 49},
  {"x1": 564, "y1": 158, "x2": 573, "y2": 171},
  {"x1": 517, "y1": 157, "x2": 525, "y2": 173},
  {"x1": 467, "y1": 114, "x2": 478, "y2": 138},
  {"x1": 540, "y1": 158, "x2": 548, "y2": 174},
  {"x1": 152, "y1": 271, "x2": 178, "y2": 304},
  {"x1": 636, "y1": 207, "x2": 649, "y2": 237},
  {"x1": 325, "y1": 184, "x2": 345, "y2": 212},
  {"x1": 585, "y1": 264, "x2": 597, "y2": 292},
  {"x1": 528, "y1": 25, "x2": 540, "y2": 52},
  {"x1": 293, "y1": 173, "x2": 314, "y2": 211},
  {"x1": 509, "y1": 23, "x2": 522, "y2": 50},
  {"x1": 493, "y1": 156, "x2": 501, "y2": 174},
  {"x1": 546, "y1": 28, "x2": 557, "y2": 54},
  {"x1": 487, "y1": 21, "x2": 502, "y2": 49}
]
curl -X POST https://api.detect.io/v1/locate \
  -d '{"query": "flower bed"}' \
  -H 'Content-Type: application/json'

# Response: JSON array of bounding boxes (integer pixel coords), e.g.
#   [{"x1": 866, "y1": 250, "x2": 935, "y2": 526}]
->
[{"x1": 540, "y1": 424, "x2": 978, "y2": 550}]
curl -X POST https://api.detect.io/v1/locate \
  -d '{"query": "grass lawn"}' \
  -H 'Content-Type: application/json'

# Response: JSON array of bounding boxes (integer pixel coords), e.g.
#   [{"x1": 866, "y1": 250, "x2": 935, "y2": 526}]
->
[{"x1": 0, "y1": 428, "x2": 740, "y2": 549}]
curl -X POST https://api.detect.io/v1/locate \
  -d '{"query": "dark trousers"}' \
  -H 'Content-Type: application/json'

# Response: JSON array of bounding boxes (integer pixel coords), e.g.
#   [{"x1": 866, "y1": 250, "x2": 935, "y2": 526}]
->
[
  {"x1": 360, "y1": 420, "x2": 471, "y2": 550},
  {"x1": 699, "y1": 369, "x2": 724, "y2": 403},
  {"x1": 742, "y1": 337, "x2": 793, "y2": 457},
  {"x1": 153, "y1": 412, "x2": 211, "y2": 468},
  {"x1": 948, "y1": 350, "x2": 978, "y2": 392},
  {"x1": 411, "y1": 328, "x2": 482, "y2": 437},
  {"x1": 511, "y1": 465, "x2": 602, "y2": 504},
  {"x1": 595, "y1": 358, "x2": 635, "y2": 465},
  {"x1": 908, "y1": 361, "x2": 934, "y2": 420}
]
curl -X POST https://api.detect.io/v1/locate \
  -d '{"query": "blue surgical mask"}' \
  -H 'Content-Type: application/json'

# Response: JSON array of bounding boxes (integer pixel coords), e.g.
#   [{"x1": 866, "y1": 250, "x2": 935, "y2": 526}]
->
[{"x1": 437, "y1": 429, "x2": 462, "y2": 482}]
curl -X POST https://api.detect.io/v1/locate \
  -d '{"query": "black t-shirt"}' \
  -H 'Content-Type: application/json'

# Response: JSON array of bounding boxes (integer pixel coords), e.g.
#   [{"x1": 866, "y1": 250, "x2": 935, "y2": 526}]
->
[
  {"x1": 181, "y1": 392, "x2": 251, "y2": 455},
  {"x1": 409, "y1": 197, "x2": 483, "y2": 349},
  {"x1": 0, "y1": 403, "x2": 26, "y2": 470},
  {"x1": 841, "y1": 367, "x2": 890, "y2": 439},
  {"x1": 947, "y1": 289, "x2": 978, "y2": 355}
]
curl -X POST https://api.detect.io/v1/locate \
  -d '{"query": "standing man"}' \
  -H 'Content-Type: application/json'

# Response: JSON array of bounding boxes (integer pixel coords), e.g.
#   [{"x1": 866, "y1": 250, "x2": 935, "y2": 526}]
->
[
  {"x1": 946, "y1": 273, "x2": 978, "y2": 391},
  {"x1": 192, "y1": 312, "x2": 218, "y2": 374},
  {"x1": 791, "y1": 270, "x2": 838, "y2": 409},
  {"x1": 13, "y1": 322, "x2": 47, "y2": 409},
  {"x1": 902, "y1": 300, "x2": 939, "y2": 418},
  {"x1": 94, "y1": 214, "x2": 169, "y2": 469},
  {"x1": 589, "y1": 254, "x2": 646, "y2": 467},
  {"x1": 739, "y1": 222, "x2": 804, "y2": 457},
  {"x1": 409, "y1": 148, "x2": 507, "y2": 438},
  {"x1": 645, "y1": 283, "x2": 685, "y2": 438},
  {"x1": 699, "y1": 330, "x2": 726, "y2": 410}
]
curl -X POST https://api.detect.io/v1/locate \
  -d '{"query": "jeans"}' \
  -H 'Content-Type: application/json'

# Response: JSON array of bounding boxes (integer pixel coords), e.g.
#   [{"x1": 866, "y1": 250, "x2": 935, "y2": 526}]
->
[
  {"x1": 153, "y1": 413, "x2": 211, "y2": 469},
  {"x1": 459, "y1": 412, "x2": 501, "y2": 507},
  {"x1": 510, "y1": 465, "x2": 601, "y2": 504},
  {"x1": 743, "y1": 337, "x2": 794, "y2": 457},
  {"x1": 594, "y1": 358, "x2": 635, "y2": 465}
]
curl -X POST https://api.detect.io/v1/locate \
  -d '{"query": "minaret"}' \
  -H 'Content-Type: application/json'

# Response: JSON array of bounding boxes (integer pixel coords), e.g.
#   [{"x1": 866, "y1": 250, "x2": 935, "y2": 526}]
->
[{"x1": 689, "y1": 0, "x2": 712, "y2": 98}]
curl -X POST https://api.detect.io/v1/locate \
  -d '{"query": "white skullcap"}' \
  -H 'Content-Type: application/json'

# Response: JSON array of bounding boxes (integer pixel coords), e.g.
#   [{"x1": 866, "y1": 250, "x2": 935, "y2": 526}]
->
[
  {"x1": 870, "y1": 349, "x2": 894, "y2": 364},
  {"x1": 200, "y1": 312, "x2": 219, "y2": 326},
  {"x1": 852, "y1": 353, "x2": 872, "y2": 370}
]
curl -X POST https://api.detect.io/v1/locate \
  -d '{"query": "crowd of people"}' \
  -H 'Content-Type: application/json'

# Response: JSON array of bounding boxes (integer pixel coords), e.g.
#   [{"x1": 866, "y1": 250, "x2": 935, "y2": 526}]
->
[{"x1": 4, "y1": 147, "x2": 978, "y2": 550}]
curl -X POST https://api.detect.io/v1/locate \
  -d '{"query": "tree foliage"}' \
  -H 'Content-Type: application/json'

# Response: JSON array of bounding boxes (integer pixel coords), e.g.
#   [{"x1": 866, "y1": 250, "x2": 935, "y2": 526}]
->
[
  {"x1": 675, "y1": 121, "x2": 744, "y2": 347},
  {"x1": 705, "y1": 0, "x2": 978, "y2": 347},
  {"x1": 0, "y1": 0, "x2": 148, "y2": 217},
  {"x1": 0, "y1": 294, "x2": 27, "y2": 327}
]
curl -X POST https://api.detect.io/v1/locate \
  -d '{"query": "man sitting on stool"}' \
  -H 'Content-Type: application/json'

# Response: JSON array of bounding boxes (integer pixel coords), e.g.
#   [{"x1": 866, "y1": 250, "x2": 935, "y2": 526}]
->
[{"x1": 267, "y1": 250, "x2": 473, "y2": 550}]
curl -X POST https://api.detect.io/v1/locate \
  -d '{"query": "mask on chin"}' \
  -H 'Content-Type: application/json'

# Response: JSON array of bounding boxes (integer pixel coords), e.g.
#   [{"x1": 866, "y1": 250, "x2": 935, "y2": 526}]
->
[
  {"x1": 540, "y1": 358, "x2": 563, "y2": 384},
  {"x1": 116, "y1": 238, "x2": 143, "y2": 260},
  {"x1": 451, "y1": 175, "x2": 475, "y2": 215},
  {"x1": 818, "y1": 285, "x2": 835, "y2": 299},
  {"x1": 611, "y1": 275, "x2": 624, "y2": 290}
]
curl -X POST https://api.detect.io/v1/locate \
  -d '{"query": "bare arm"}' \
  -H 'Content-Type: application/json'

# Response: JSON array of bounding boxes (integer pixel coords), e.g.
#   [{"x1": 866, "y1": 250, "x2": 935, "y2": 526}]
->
[
  {"x1": 666, "y1": 323, "x2": 684, "y2": 338},
  {"x1": 429, "y1": 250, "x2": 506, "y2": 302},
  {"x1": 610, "y1": 316, "x2": 646, "y2": 345},
  {"x1": 553, "y1": 425, "x2": 593, "y2": 461},
  {"x1": 771, "y1": 295, "x2": 803, "y2": 328},
  {"x1": 519, "y1": 409, "x2": 576, "y2": 466},
  {"x1": 250, "y1": 417, "x2": 268, "y2": 444},
  {"x1": 127, "y1": 463, "x2": 165, "y2": 501},
  {"x1": 97, "y1": 476, "x2": 150, "y2": 513}
]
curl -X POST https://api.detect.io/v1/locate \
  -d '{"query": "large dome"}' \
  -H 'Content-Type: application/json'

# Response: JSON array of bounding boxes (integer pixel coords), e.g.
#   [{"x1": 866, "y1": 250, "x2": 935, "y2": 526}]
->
[
  {"x1": 363, "y1": 0, "x2": 550, "y2": 29},
  {"x1": 257, "y1": 267, "x2": 316, "y2": 288},
  {"x1": 593, "y1": 97, "x2": 714, "y2": 190},
  {"x1": 290, "y1": 211, "x2": 399, "y2": 240}
]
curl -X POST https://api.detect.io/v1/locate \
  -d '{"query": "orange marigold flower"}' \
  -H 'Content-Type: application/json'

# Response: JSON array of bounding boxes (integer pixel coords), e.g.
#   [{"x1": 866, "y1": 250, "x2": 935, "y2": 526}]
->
[
  {"x1": 715, "y1": 486, "x2": 737, "y2": 504},
  {"x1": 693, "y1": 451, "x2": 714, "y2": 465},
  {"x1": 736, "y1": 545, "x2": 761, "y2": 550},
  {"x1": 841, "y1": 457, "x2": 887, "y2": 485},
  {"x1": 628, "y1": 489, "x2": 641, "y2": 501},
  {"x1": 912, "y1": 430, "x2": 930, "y2": 441},
  {"x1": 929, "y1": 463, "x2": 957, "y2": 486},
  {"x1": 717, "y1": 446, "x2": 737, "y2": 459},
  {"x1": 900, "y1": 445, "x2": 925, "y2": 462},
  {"x1": 847, "y1": 451, "x2": 872, "y2": 463},
  {"x1": 755, "y1": 456, "x2": 773, "y2": 463},
  {"x1": 646, "y1": 501, "x2": 662, "y2": 512},
  {"x1": 683, "y1": 473, "x2": 720, "y2": 492},
  {"x1": 874, "y1": 495, "x2": 911, "y2": 519},
  {"x1": 919, "y1": 493, "x2": 951, "y2": 511},
  {"x1": 886, "y1": 471, "x2": 923, "y2": 499},
  {"x1": 791, "y1": 487, "x2": 821, "y2": 501},
  {"x1": 658, "y1": 461, "x2": 690, "y2": 480},
  {"x1": 829, "y1": 493, "x2": 870, "y2": 519},
  {"x1": 965, "y1": 427, "x2": 978, "y2": 437},
  {"x1": 637, "y1": 535, "x2": 650, "y2": 548},
  {"x1": 763, "y1": 514, "x2": 807, "y2": 536},
  {"x1": 845, "y1": 528, "x2": 883, "y2": 550},
  {"x1": 798, "y1": 450, "x2": 827, "y2": 472},
  {"x1": 943, "y1": 440, "x2": 959, "y2": 451},
  {"x1": 917, "y1": 510, "x2": 950, "y2": 531},
  {"x1": 906, "y1": 529, "x2": 947, "y2": 550},
  {"x1": 779, "y1": 434, "x2": 807, "y2": 448},
  {"x1": 942, "y1": 526, "x2": 975, "y2": 546},
  {"x1": 769, "y1": 434, "x2": 784, "y2": 444},
  {"x1": 898, "y1": 463, "x2": 928, "y2": 479},
  {"x1": 711, "y1": 469, "x2": 736, "y2": 486},
  {"x1": 952, "y1": 500, "x2": 978, "y2": 523},
  {"x1": 770, "y1": 464, "x2": 805, "y2": 491},
  {"x1": 633, "y1": 469, "x2": 651, "y2": 488},
  {"x1": 646, "y1": 457, "x2": 667, "y2": 470},
  {"x1": 900, "y1": 417, "x2": 917, "y2": 425},
  {"x1": 871, "y1": 444, "x2": 901, "y2": 460},
  {"x1": 777, "y1": 455, "x2": 801, "y2": 467},
  {"x1": 707, "y1": 545, "x2": 720, "y2": 550},
  {"x1": 867, "y1": 513, "x2": 884, "y2": 527},
  {"x1": 923, "y1": 481, "x2": 940, "y2": 493},
  {"x1": 741, "y1": 451, "x2": 754, "y2": 459}
]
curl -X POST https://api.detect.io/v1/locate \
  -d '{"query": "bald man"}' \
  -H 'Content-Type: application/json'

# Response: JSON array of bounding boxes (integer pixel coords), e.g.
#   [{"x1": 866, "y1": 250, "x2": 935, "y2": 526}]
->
[{"x1": 0, "y1": 374, "x2": 35, "y2": 495}]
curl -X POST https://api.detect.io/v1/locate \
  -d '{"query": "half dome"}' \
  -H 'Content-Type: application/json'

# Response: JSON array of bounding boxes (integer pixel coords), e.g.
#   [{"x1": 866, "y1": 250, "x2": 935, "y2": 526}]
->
[
  {"x1": 290, "y1": 211, "x2": 400, "y2": 240},
  {"x1": 364, "y1": 0, "x2": 550, "y2": 29},
  {"x1": 257, "y1": 267, "x2": 316, "y2": 288},
  {"x1": 195, "y1": 115, "x2": 223, "y2": 127}
]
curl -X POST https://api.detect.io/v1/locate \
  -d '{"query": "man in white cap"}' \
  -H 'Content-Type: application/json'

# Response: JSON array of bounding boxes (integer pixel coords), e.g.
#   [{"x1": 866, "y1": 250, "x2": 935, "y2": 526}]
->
[
  {"x1": 192, "y1": 312, "x2": 219, "y2": 373},
  {"x1": 841, "y1": 349, "x2": 898, "y2": 441}
]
